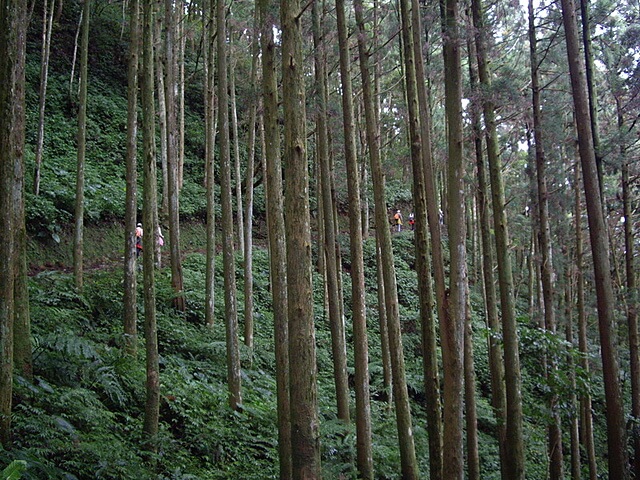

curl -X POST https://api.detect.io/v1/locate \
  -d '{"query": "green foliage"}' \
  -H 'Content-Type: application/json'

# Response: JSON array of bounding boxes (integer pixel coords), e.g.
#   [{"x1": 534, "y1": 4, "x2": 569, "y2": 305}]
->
[{"x1": 1, "y1": 460, "x2": 27, "y2": 480}]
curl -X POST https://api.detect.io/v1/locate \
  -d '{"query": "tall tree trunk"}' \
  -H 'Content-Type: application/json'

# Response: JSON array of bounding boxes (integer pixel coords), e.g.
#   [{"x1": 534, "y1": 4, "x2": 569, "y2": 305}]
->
[
  {"x1": 259, "y1": 0, "x2": 292, "y2": 474},
  {"x1": 12, "y1": 190, "x2": 31, "y2": 381},
  {"x1": 579, "y1": 0, "x2": 603, "y2": 196},
  {"x1": 441, "y1": 0, "x2": 467, "y2": 474},
  {"x1": 354, "y1": 0, "x2": 419, "y2": 476},
  {"x1": 468, "y1": 32, "x2": 507, "y2": 478},
  {"x1": 619, "y1": 97, "x2": 640, "y2": 479},
  {"x1": 527, "y1": 6, "x2": 564, "y2": 476},
  {"x1": 375, "y1": 241, "x2": 393, "y2": 405},
  {"x1": 243, "y1": 14, "x2": 259, "y2": 350},
  {"x1": 165, "y1": 0, "x2": 186, "y2": 311},
  {"x1": 334, "y1": 0, "x2": 373, "y2": 472},
  {"x1": 33, "y1": 0, "x2": 55, "y2": 196},
  {"x1": 123, "y1": 0, "x2": 141, "y2": 356},
  {"x1": 217, "y1": 0, "x2": 242, "y2": 412},
  {"x1": 141, "y1": 0, "x2": 160, "y2": 450},
  {"x1": 573, "y1": 162, "x2": 598, "y2": 480},
  {"x1": 155, "y1": 12, "x2": 169, "y2": 219},
  {"x1": 281, "y1": 0, "x2": 321, "y2": 474},
  {"x1": 204, "y1": 0, "x2": 216, "y2": 328},
  {"x1": 74, "y1": 0, "x2": 90, "y2": 292},
  {"x1": 229, "y1": 29, "x2": 245, "y2": 255},
  {"x1": 564, "y1": 265, "x2": 581, "y2": 480},
  {"x1": 0, "y1": 0, "x2": 28, "y2": 447},
  {"x1": 471, "y1": 0, "x2": 525, "y2": 475},
  {"x1": 560, "y1": 0, "x2": 628, "y2": 476},
  {"x1": 402, "y1": 0, "x2": 444, "y2": 477},
  {"x1": 464, "y1": 286, "x2": 480, "y2": 480},
  {"x1": 313, "y1": 0, "x2": 350, "y2": 423},
  {"x1": 178, "y1": 1, "x2": 185, "y2": 191},
  {"x1": 411, "y1": 0, "x2": 447, "y2": 480}
]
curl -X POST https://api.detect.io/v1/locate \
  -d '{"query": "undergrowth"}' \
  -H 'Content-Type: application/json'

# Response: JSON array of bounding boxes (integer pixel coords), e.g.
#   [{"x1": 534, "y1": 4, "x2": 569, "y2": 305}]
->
[{"x1": 1, "y1": 226, "x2": 565, "y2": 479}]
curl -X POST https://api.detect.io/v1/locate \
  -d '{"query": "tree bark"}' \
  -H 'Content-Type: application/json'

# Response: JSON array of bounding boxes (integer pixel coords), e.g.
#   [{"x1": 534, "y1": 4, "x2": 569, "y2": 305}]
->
[
  {"x1": 619, "y1": 97, "x2": 640, "y2": 480},
  {"x1": 0, "y1": 0, "x2": 28, "y2": 447},
  {"x1": 165, "y1": 0, "x2": 186, "y2": 311},
  {"x1": 229, "y1": 29, "x2": 245, "y2": 255},
  {"x1": 355, "y1": 0, "x2": 419, "y2": 476},
  {"x1": 259, "y1": 0, "x2": 292, "y2": 474},
  {"x1": 527, "y1": 6, "x2": 564, "y2": 476},
  {"x1": 204, "y1": 0, "x2": 216, "y2": 329},
  {"x1": 334, "y1": 0, "x2": 373, "y2": 472},
  {"x1": 33, "y1": 0, "x2": 55, "y2": 196},
  {"x1": 410, "y1": 2, "x2": 444, "y2": 478},
  {"x1": 468, "y1": 29, "x2": 507, "y2": 478},
  {"x1": 243, "y1": 13, "x2": 259, "y2": 350},
  {"x1": 470, "y1": 0, "x2": 525, "y2": 475},
  {"x1": 564, "y1": 267, "x2": 581, "y2": 480},
  {"x1": 312, "y1": 0, "x2": 350, "y2": 423},
  {"x1": 281, "y1": 0, "x2": 322, "y2": 473},
  {"x1": 560, "y1": 0, "x2": 628, "y2": 476},
  {"x1": 441, "y1": 0, "x2": 467, "y2": 474},
  {"x1": 123, "y1": 0, "x2": 141, "y2": 356},
  {"x1": 73, "y1": 0, "x2": 90, "y2": 292},
  {"x1": 12, "y1": 94, "x2": 31, "y2": 381},
  {"x1": 217, "y1": 0, "x2": 242, "y2": 412},
  {"x1": 464, "y1": 287, "x2": 480, "y2": 480},
  {"x1": 141, "y1": 0, "x2": 160, "y2": 449},
  {"x1": 573, "y1": 162, "x2": 598, "y2": 480}
]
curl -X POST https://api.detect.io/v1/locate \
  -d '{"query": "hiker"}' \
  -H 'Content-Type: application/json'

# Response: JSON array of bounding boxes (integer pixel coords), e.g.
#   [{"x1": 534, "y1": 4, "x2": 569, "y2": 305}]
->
[
  {"x1": 135, "y1": 223, "x2": 143, "y2": 257},
  {"x1": 393, "y1": 209, "x2": 403, "y2": 232},
  {"x1": 408, "y1": 212, "x2": 415, "y2": 230}
]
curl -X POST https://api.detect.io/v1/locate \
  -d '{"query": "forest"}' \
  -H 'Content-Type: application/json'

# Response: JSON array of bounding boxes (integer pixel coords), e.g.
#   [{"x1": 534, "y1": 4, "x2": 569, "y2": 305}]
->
[{"x1": 0, "y1": 0, "x2": 639, "y2": 478}]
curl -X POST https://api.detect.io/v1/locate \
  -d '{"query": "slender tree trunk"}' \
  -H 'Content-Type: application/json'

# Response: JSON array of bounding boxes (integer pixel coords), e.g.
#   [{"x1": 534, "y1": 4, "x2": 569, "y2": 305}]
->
[
  {"x1": 619, "y1": 99, "x2": 640, "y2": 479},
  {"x1": 165, "y1": 0, "x2": 186, "y2": 311},
  {"x1": 402, "y1": 0, "x2": 444, "y2": 477},
  {"x1": 441, "y1": 0, "x2": 467, "y2": 474},
  {"x1": 204, "y1": 0, "x2": 216, "y2": 328},
  {"x1": 12, "y1": 181, "x2": 31, "y2": 381},
  {"x1": 178, "y1": 1, "x2": 185, "y2": 191},
  {"x1": 33, "y1": 0, "x2": 55, "y2": 196},
  {"x1": 281, "y1": 0, "x2": 322, "y2": 474},
  {"x1": 374, "y1": 241, "x2": 393, "y2": 405},
  {"x1": 12, "y1": 0, "x2": 31, "y2": 379},
  {"x1": 561, "y1": 0, "x2": 628, "y2": 476},
  {"x1": 334, "y1": 0, "x2": 373, "y2": 472},
  {"x1": 565, "y1": 266, "x2": 581, "y2": 480},
  {"x1": 471, "y1": 0, "x2": 525, "y2": 475},
  {"x1": 123, "y1": 0, "x2": 141, "y2": 356},
  {"x1": 217, "y1": 0, "x2": 242, "y2": 412},
  {"x1": 74, "y1": 0, "x2": 90, "y2": 292},
  {"x1": 411, "y1": 0, "x2": 445, "y2": 470},
  {"x1": 464, "y1": 285, "x2": 480, "y2": 480},
  {"x1": 574, "y1": 162, "x2": 598, "y2": 480},
  {"x1": 0, "y1": 0, "x2": 28, "y2": 447},
  {"x1": 155, "y1": 14, "x2": 169, "y2": 219},
  {"x1": 141, "y1": 0, "x2": 160, "y2": 449},
  {"x1": 579, "y1": 0, "x2": 603, "y2": 196},
  {"x1": 355, "y1": 0, "x2": 419, "y2": 476},
  {"x1": 468, "y1": 32, "x2": 507, "y2": 478},
  {"x1": 259, "y1": 0, "x2": 292, "y2": 474},
  {"x1": 527, "y1": 7, "x2": 564, "y2": 476},
  {"x1": 313, "y1": 0, "x2": 350, "y2": 423},
  {"x1": 229, "y1": 30, "x2": 245, "y2": 255},
  {"x1": 243, "y1": 14, "x2": 259, "y2": 350}
]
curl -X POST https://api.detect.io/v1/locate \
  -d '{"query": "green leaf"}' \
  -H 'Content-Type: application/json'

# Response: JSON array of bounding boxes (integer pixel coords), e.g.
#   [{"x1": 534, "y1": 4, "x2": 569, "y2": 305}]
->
[{"x1": 1, "y1": 460, "x2": 27, "y2": 480}]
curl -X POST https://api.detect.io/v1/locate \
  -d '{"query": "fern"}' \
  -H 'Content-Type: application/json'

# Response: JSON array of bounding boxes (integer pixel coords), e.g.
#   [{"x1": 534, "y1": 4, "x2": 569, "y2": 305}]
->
[{"x1": 1, "y1": 460, "x2": 27, "y2": 480}]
